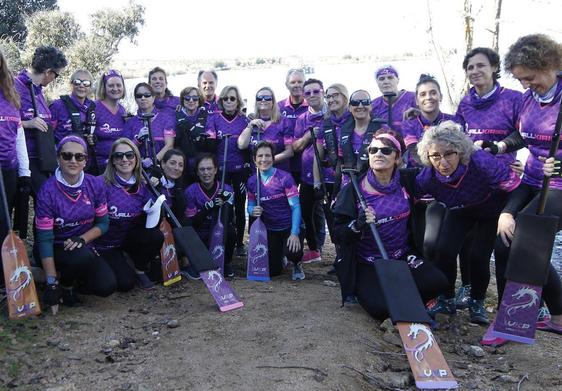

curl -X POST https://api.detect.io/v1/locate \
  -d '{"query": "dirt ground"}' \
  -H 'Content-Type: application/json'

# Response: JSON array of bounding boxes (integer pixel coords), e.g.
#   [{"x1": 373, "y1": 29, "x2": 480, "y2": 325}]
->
[{"x1": 1, "y1": 243, "x2": 562, "y2": 391}]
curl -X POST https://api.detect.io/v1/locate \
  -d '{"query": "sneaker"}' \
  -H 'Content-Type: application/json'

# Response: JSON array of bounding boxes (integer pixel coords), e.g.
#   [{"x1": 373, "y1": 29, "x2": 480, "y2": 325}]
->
[
  {"x1": 61, "y1": 286, "x2": 81, "y2": 307},
  {"x1": 455, "y1": 285, "x2": 471, "y2": 310},
  {"x1": 480, "y1": 321, "x2": 508, "y2": 347},
  {"x1": 183, "y1": 266, "x2": 201, "y2": 281},
  {"x1": 469, "y1": 298, "x2": 490, "y2": 325},
  {"x1": 536, "y1": 306, "x2": 552, "y2": 329},
  {"x1": 427, "y1": 296, "x2": 456, "y2": 318},
  {"x1": 302, "y1": 250, "x2": 321, "y2": 264},
  {"x1": 537, "y1": 320, "x2": 562, "y2": 335},
  {"x1": 344, "y1": 295, "x2": 358, "y2": 304},
  {"x1": 292, "y1": 263, "x2": 305, "y2": 281},
  {"x1": 135, "y1": 272, "x2": 155, "y2": 290},
  {"x1": 224, "y1": 263, "x2": 235, "y2": 278},
  {"x1": 235, "y1": 245, "x2": 247, "y2": 257}
]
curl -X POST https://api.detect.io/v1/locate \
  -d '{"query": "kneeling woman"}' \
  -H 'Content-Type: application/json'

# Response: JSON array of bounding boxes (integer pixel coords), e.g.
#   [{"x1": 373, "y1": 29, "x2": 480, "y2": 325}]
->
[
  {"x1": 36, "y1": 136, "x2": 115, "y2": 307},
  {"x1": 247, "y1": 141, "x2": 305, "y2": 280},
  {"x1": 333, "y1": 129, "x2": 447, "y2": 319},
  {"x1": 94, "y1": 138, "x2": 165, "y2": 291}
]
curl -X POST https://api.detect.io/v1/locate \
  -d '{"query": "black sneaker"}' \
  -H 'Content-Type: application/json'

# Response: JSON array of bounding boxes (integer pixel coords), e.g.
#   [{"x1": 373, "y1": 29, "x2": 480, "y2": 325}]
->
[
  {"x1": 468, "y1": 298, "x2": 489, "y2": 325},
  {"x1": 61, "y1": 287, "x2": 81, "y2": 307},
  {"x1": 224, "y1": 264, "x2": 235, "y2": 278},
  {"x1": 235, "y1": 245, "x2": 247, "y2": 257},
  {"x1": 428, "y1": 296, "x2": 456, "y2": 318}
]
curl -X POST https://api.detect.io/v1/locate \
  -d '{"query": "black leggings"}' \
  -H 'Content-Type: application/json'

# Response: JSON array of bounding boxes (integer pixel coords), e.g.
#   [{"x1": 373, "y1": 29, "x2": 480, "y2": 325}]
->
[
  {"x1": 426, "y1": 208, "x2": 498, "y2": 300},
  {"x1": 495, "y1": 184, "x2": 562, "y2": 315},
  {"x1": 224, "y1": 171, "x2": 247, "y2": 247},
  {"x1": 0, "y1": 169, "x2": 17, "y2": 283},
  {"x1": 356, "y1": 259, "x2": 448, "y2": 320},
  {"x1": 299, "y1": 183, "x2": 335, "y2": 251},
  {"x1": 53, "y1": 244, "x2": 116, "y2": 297},
  {"x1": 267, "y1": 229, "x2": 304, "y2": 277}
]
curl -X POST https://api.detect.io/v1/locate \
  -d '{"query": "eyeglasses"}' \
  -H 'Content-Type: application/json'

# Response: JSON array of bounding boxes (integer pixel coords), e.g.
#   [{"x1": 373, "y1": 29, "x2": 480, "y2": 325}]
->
[
  {"x1": 350, "y1": 99, "x2": 371, "y2": 107},
  {"x1": 428, "y1": 151, "x2": 458, "y2": 163},
  {"x1": 135, "y1": 92, "x2": 152, "y2": 99},
  {"x1": 59, "y1": 152, "x2": 87, "y2": 162},
  {"x1": 256, "y1": 95, "x2": 273, "y2": 102},
  {"x1": 303, "y1": 89, "x2": 323, "y2": 97},
  {"x1": 111, "y1": 151, "x2": 136, "y2": 160},
  {"x1": 222, "y1": 96, "x2": 237, "y2": 102},
  {"x1": 325, "y1": 92, "x2": 341, "y2": 100},
  {"x1": 183, "y1": 95, "x2": 199, "y2": 102},
  {"x1": 368, "y1": 146, "x2": 396, "y2": 155},
  {"x1": 50, "y1": 69, "x2": 60, "y2": 79},
  {"x1": 71, "y1": 79, "x2": 92, "y2": 87}
]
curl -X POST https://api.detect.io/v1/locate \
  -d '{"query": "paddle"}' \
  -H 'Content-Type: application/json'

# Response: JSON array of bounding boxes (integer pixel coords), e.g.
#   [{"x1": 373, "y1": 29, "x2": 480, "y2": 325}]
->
[
  {"x1": 141, "y1": 170, "x2": 243, "y2": 312},
  {"x1": 344, "y1": 168, "x2": 457, "y2": 390},
  {"x1": 208, "y1": 134, "x2": 231, "y2": 275},
  {"x1": 0, "y1": 171, "x2": 41, "y2": 319},
  {"x1": 247, "y1": 127, "x2": 270, "y2": 281},
  {"x1": 492, "y1": 73, "x2": 562, "y2": 344},
  {"x1": 85, "y1": 108, "x2": 100, "y2": 175},
  {"x1": 384, "y1": 91, "x2": 397, "y2": 128},
  {"x1": 28, "y1": 82, "x2": 57, "y2": 172}
]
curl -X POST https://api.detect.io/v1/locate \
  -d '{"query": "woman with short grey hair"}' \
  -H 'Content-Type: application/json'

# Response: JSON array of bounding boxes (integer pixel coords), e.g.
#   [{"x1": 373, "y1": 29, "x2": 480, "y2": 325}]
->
[{"x1": 416, "y1": 120, "x2": 474, "y2": 167}]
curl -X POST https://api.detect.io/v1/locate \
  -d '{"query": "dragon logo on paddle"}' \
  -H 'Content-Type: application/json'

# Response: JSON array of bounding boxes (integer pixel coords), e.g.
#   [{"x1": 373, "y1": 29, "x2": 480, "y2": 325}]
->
[
  {"x1": 506, "y1": 286, "x2": 540, "y2": 316},
  {"x1": 162, "y1": 243, "x2": 176, "y2": 271},
  {"x1": 250, "y1": 244, "x2": 268, "y2": 263},
  {"x1": 9, "y1": 265, "x2": 33, "y2": 301},
  {"x1": 210, "y1": 245, "x2": 224, "y2": 261},
  {"x1": 407, "y1": 323, "x2": 435, "y2": 363},
  {"x1": 207, "y1": 270, "x2": 223, "y2": 292}
]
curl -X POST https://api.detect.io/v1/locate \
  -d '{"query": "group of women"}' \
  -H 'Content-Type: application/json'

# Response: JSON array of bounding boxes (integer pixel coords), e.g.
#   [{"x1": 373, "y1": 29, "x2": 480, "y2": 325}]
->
[{"x1": 1, "y1": 34, "x2": 562, "y2": 344}]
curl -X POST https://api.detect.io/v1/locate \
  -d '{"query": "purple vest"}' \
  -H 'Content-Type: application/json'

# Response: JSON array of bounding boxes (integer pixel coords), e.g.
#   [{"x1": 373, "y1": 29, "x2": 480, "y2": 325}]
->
[
  {"x1": 247, "y1": 117, "x2": 293, "y2": 171},
  {"x1": 247, "y1": 168, "x2": 299, "y2": 231},
  {"x1": 92, "y1": 101, "x2": 128, "y2": 170},
  {"x1": 154, "y1": 95, "x2": 180, "y2": 116},
  {"x1": 370, "y1": 90, "x2": 416, "y2": 134},
  {"x1": 279, "y1": 97, "x2": 309, "y2": 173},
  {"x1": 0, "y1": 89, "x2": 22, "y2": 170},
  {"x1": 125, "y1": 109, "x2": 176, "y2": 158},
  {"x1": 205, "y1": 112, "x2": 249, "y2": 172},
  {"x1": 185, "y1": 181, "x2": 234, "y2": 240},
  {"x1": 35, "y1": 175, "x2": 108, "y2": 243},
  {"x1": 519, "y1": 80, "x2": 562, "y2": 190},
  {"x1": 49, "y1": 94, "x2": 94, "y2": 143}
]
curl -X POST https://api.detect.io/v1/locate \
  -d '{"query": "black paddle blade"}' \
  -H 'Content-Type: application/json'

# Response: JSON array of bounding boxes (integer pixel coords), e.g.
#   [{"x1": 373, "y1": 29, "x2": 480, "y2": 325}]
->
[
  {"x1": 171, "y1": 226, "x2": 217, "y2": 273},
  {"x1": 505, "y1": 212, "x2": 559, "y2": 285},
  {"x1": 423, "y1": 201, "x2": 446, "y2": 261},
  {"x1": 374, "y1": 260, "x2": 431, "y2": 324}
]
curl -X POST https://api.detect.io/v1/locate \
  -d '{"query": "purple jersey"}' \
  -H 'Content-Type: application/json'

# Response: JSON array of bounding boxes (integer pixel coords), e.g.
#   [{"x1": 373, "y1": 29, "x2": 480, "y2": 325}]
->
[
  {"x1": 185, "y1": 181, "x2": 234, "y2": 239},
  {"x1": 456, "y1": 84, "x2": 522, "y2": 165},
  {"x1": 205, "y1": 112, "x2": 249, "y2": 172},
  {"x1": 354, "y1": 170, "x2": 411, "y2": 263},
  {"x1": 415, "y1": 150, "x2": 520, "y2": 216},
  {"x1": 92, "y1": 101, "x2": 128, "y2": 169},
  {"x1": 294, "y1": 111, "x2": 334, "y2": 185},
  {"x1": 204, "y1": 97, "x2": 220, "y2": 115},
  {"x1": 519, "y1": 79, "x2": 562, "y2": 190},
  {"x1": 35, "y1": 174, "x2": 108, "y2": 243},
  {"x1": 94, "y1": 179, "x2": 152, "y2": 250},
  {"x1": 247, "y1": 168, "x2": 299, "y2": 231},
  {"x1": 0, "y1": 89, "x2": 22, "y2": 170},
  {"x1": 248, "y1": 118, "x2": 293, "y2": 171},
  {"x1": 279, "y1": 97, "x2": 308, "y2": 173},
  {"x1": 14, "y1": 70, "x2": 53, "y2": 159},
  {"x1": 154, "y1": 95, "x2": 180, "y2": 115},
  {"x1": 370, "y1": 90, "x2": 416, "y2": 134},
  {"x1": 49, "y1": 94, "x2": 95, "y2": 143},
  {"x1": 125, "y1": 109, "x2": 176, "y2": 158}
]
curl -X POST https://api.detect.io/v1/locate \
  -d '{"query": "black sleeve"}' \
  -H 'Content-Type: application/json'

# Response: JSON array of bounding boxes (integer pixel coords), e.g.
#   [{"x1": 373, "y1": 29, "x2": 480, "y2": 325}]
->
[
  {"x1": 502, "y1": 183, "x2": 534, "y2": 216},
  {"x1": 333, "y1": 184, "x2": 362, "y2": 244},
  {"x1": 502, "y1": 130, "x2": 526, "y2": 153}
]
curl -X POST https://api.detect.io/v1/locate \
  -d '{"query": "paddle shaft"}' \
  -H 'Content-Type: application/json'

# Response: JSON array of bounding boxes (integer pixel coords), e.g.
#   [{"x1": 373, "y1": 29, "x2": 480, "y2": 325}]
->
[
  {"x1": 308, "y1": 126, "x2": 329, "y2": 204},
  {"x1": 254, "y1": 125, "x2": 261, "y2": 206},
  {"x1": 142, "y1": 114, "x2": 158, "y2": 165},
  {"x1": 384, "y1": 92, "x2": 397, "y2": 128},
  {"x1": 347, "y1": 170, "x2": 389, "y2": 260},
  {"x1": 86, "y1": 109, "x2": 100, "y2": 175},
  {"x1": 141, "y1": 169, "x2": 182, "y2": 229}
]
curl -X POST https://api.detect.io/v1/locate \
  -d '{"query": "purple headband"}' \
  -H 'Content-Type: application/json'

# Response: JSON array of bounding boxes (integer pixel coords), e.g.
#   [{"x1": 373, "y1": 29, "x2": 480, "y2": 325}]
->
[
  {"x1": 374, "y1": 134, "x2": 402, "y2": 153},
  {"x1": 103, "y1": 69, "x2": 123, "y2": 84},
  {"x1": 57, "y1": 135, "x2": 88, "y2": 153},
  {"x1": 375, "y1": 65, "x2": 399, "y2": 79}
]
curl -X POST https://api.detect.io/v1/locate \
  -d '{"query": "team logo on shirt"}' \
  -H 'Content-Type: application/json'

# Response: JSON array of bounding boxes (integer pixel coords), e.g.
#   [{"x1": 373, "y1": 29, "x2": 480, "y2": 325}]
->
[
  {"x1": 109, "y1": 205, "x2": 134, "y2": 218},
  {"x1": 99, "y1": 123, "x2": 122, "y2": 133}
]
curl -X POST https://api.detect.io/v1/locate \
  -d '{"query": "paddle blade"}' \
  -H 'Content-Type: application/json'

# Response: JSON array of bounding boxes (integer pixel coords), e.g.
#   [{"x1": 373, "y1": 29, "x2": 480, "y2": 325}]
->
[
  {"x1": 159, "y1": 219, "x2": 181, "y2": 287},
  {"x1": 208, "y1": 221, "x2": 225, "y2": 275},
  {"x1": 171, "y1": 226, "x2": 216, "y2": 272},
  {"x1": 492, "y1": 281, "x2": 542, "y2": 344},
  {"x1": 396, "y1": 322, "x2": 458, "y2": 389},
  {"x1": 200, "y1": 269, "x2": 244, "y2": 312},
  {"x1": 2, "y1": 232, "x2": 41, "y2": 319},
  {"x1": 246, "y1": 218, "x2": 270, "y2": 281}
]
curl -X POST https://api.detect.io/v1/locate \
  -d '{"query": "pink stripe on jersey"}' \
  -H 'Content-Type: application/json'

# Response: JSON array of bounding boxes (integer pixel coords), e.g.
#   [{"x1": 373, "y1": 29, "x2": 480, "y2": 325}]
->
[
  {"x1": 95, "y1": 203, "x2": 108, "y2": 217},
  {"x1": 36, "y1": 217, "x2": 54, "y2": 230}
]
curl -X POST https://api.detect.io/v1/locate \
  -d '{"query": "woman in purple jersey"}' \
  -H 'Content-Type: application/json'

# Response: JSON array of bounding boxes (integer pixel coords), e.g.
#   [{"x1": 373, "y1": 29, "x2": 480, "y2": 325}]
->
[
  {"x1": 492, "y1": 34, "x2": 562, "y2": 337},
  {"x1": 149, "y1": 67, "x2": 180, "y2": 115},
  {"x1": 247, "y1": 141, "x2": 304, "y2": 280},
  {"x1": 238, "y1": 87, "x2": 294, "y2": 172},
  {"x1": 333, "y1": 129, "x2": 447, "y2": 317},
  {"x1": 126, "y1": 82, "x2": 176, "y2": 163},
  {"x1": 205, "y1": 85, "x2": 249, "y2": 256},
  {"x1": 95, "y1": 138, "x2": 165, "y2": 291},
  {"x1": 50, "y1": 69, "x2": 95, "y2": 144},
  {"x1": 36, "y1": 136, "x2": 115, "y2": 308},
  {"x1": 415, "y1": 121, "x2": 520, "y2": 325},
  {"x1": 157, "y1": 149, "x2": 189, "y2": 226},
  {"x1": 92, "y1": 69, "x2": 128, "y2": 172},
  {"x1": 184, "y1": 153, "x2": 235, "y2": 278}
]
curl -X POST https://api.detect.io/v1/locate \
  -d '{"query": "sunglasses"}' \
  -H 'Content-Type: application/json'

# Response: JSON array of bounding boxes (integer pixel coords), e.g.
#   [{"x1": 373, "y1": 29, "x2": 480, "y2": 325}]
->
[
  {"x1": 256, "y1": 95, "x2": 273, "y2": 102},
  {"x1": 183, "y1": 95, "x2": 199, "y2": 102},
  {"x1": 350, "y1": 99, "x2": 371, "y2": 107},
  {"x1": 50, "y1": 69, "x2": 60, "y2": 79},
  {"x1": 325, "y1": 92, "x2": 341, "y2": 100},
  {"x1": 222, "y1": 96, "x2": 237, "y2": 102},
  {"x1": 71, "y1": 79, "x2": 92, "y2": 87},
  {"x1": 59, "y1": 152, "x2": 87, "y2": 162},
  {"x1": 135, "y1": 92, "x2": 152, "y2": 99},
  {"x1": 303, "y1": 89, "x2": 323, "y2": 97},
  {"x1": 112, "y1": 151, "x2": 136, "y2": 160},
  {"x1": 368, "y1": 146, "x2": 396, "y2": 155}
]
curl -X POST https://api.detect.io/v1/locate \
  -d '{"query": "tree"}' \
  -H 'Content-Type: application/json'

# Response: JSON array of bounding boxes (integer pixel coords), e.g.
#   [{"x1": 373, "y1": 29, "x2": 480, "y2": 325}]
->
[{"x1": 0, "y1": 0, "x2": 58, "y2": 42}]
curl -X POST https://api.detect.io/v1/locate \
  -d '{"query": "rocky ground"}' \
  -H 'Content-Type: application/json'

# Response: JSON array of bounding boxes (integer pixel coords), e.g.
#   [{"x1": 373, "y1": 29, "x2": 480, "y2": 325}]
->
[{"x1": 1, "y1": 246, "x2": 562, "y2": 391}]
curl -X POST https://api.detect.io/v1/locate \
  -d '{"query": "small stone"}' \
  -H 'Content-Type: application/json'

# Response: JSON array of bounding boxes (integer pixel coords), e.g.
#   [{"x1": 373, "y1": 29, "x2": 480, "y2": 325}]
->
[
  {"x1": 382, "y1": 331, "x2": 403, "y2": 348},
  {"x1": 379, "y1": 372, "x2": 413, "y2": 388},
  {"x1": 108, "y1": 339, "x2": 120, "y2": 348},
  {"x1": 387, "y1": 360, "x2": 410, "y2": 372},
  {"x1": 45, "y1": 384, "x2": 76, "y2": 391},
  {"x1": 469, "y1": 345, "x2": 485, "y2": 358},
  {"x1": 166, "y1": 319, "x2": 179, "y2": 329},
  {"x1": 497, "y1": 374, "x2": 519, "y2": 383},
  {"x1": 379, "y1": 318, "x2": 394, "y2": 333},
  {"x1": 46, "y1": 339, "x2": 59, "y2": 347},
  {"x1": 495, "y1": 362, "x2": 510, "y2": 373},
  {"x1": 151, "y1": 331, "x2": 159, "y2": 337},
  {"x1": 57, "y1": 343, "x2": 71, "y2": 351},
  {"x1": 323, "y1": 280, "x2": 337, "y2": 287}
]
